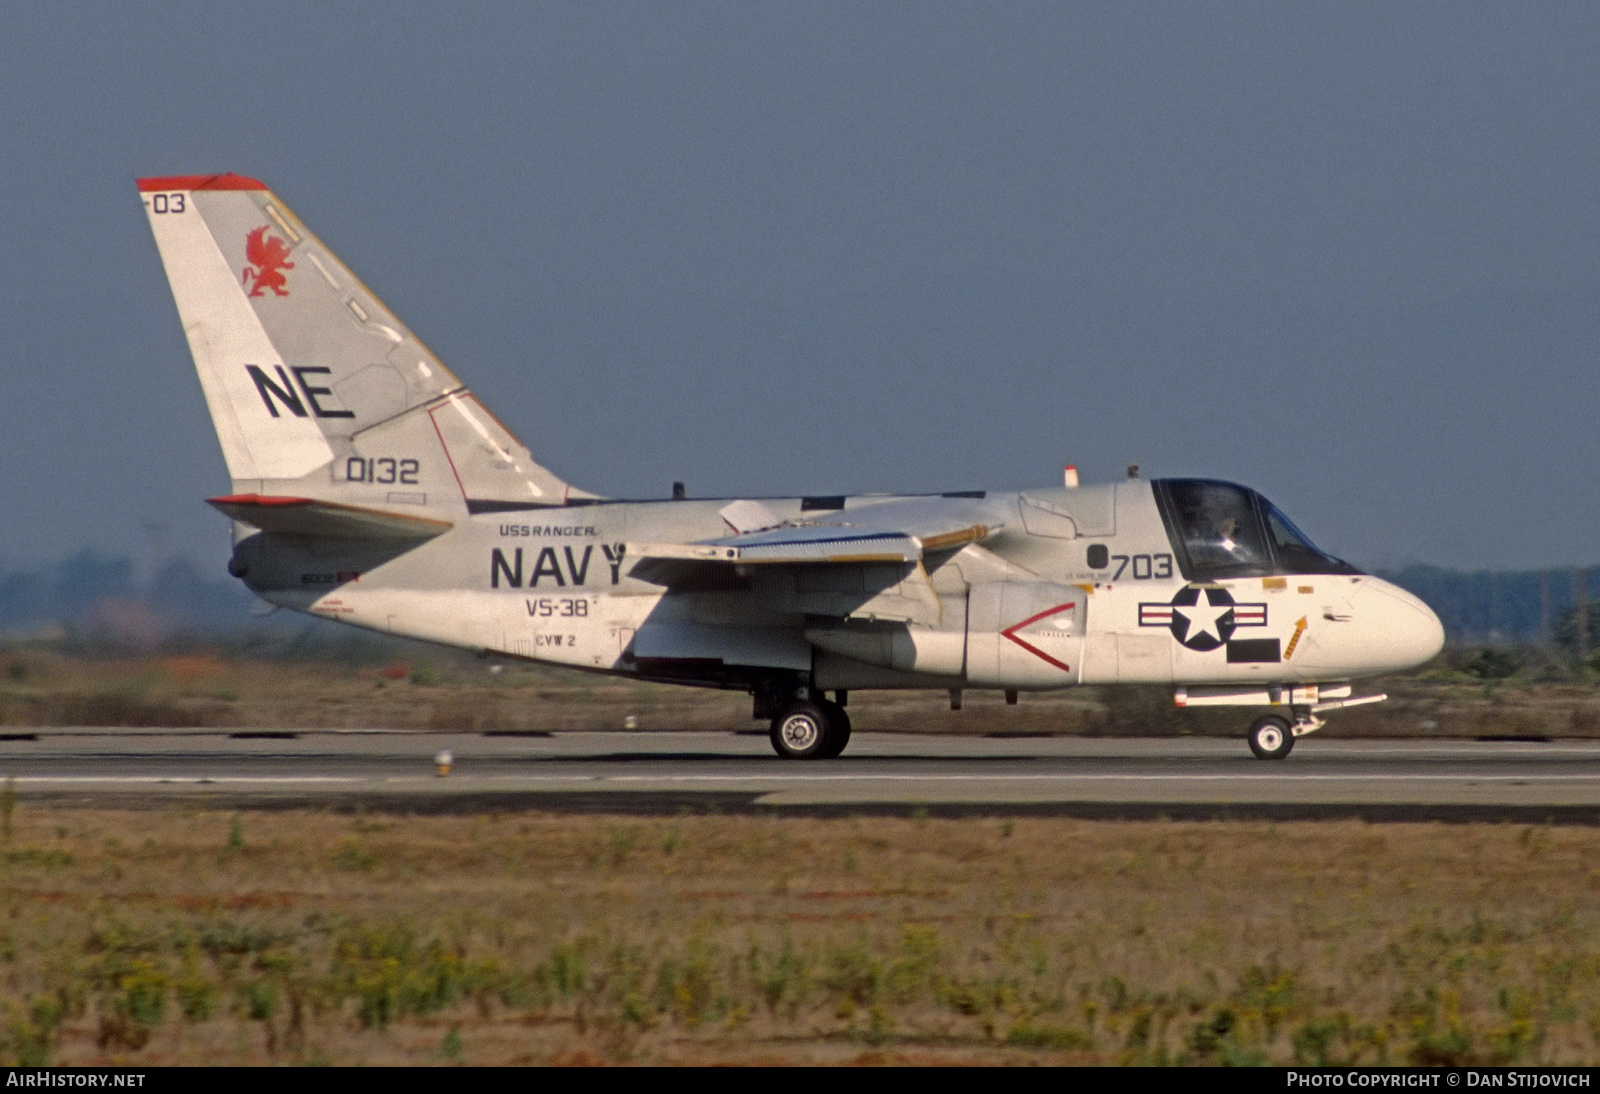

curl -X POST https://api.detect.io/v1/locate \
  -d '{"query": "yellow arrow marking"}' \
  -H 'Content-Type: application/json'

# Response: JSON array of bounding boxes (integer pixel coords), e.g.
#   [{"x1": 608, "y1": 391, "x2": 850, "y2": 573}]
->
[{"x1": 1284, "y1": 615, "x2": 1308, "y2": 659}]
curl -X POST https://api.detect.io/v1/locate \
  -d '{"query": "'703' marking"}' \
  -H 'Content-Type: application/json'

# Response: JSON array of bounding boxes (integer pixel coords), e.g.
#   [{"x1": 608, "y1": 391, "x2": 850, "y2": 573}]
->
[{"x1": 1110, "y1": 553, "x2": 1174, "y2": 580}]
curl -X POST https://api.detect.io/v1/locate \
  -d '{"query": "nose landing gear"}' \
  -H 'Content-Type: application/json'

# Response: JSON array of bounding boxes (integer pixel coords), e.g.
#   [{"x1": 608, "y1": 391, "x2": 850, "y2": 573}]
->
[
  {"x1": 1248, "y1": 715, "x2": 1293, "y2": 760},
  {"x1": 1176, "y1": 685, "x2": 1357, "y2": 760},
  {"x1": 1247, "y1": 709, "x2": 1325, "y2": 760}
]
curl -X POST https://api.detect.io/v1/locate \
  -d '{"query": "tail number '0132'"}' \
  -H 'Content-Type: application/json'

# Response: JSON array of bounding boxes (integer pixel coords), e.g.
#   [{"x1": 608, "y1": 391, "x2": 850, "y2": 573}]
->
[
  {"x1": 150, "y1": 193, "x2": 186, "y2": 213},
  {"x1": 345, "y1": 457, "x2": 419, "y2": 485},
  {"x1": 1110, "y1": 553, "x2": 1174, "y2": 580}
]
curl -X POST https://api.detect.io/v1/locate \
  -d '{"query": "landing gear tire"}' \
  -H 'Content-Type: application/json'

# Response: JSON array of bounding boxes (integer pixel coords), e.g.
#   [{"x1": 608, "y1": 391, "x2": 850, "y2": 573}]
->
[
  {"x1": 816, "y1": 700, "x2": 851, "y2": 759},
  {"x1": 771, "y1": 702, "x2": 831, "y2": 760},
  {"x1": 1248, "y1": 715, "x2": 1294, "y2": 760}
]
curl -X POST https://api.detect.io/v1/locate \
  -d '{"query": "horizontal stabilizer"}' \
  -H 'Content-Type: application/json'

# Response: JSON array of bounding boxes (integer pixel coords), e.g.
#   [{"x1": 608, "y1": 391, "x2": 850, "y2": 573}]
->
[{"x1": 208, "y1": 494, "x2": 453, "y2": 540}]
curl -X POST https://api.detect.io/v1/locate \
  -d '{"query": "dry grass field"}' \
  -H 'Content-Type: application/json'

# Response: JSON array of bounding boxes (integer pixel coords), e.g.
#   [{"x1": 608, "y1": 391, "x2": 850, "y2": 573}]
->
[
  {"x1": 3, "y1": 646, "x2": 1600, "y2": 1065},
  {"x1": 3, "y1": 643, "x2": 1600, "y2": 739},
  {"x1": 3, "y1": 806, "x2": 1600, "y2": 1065}
]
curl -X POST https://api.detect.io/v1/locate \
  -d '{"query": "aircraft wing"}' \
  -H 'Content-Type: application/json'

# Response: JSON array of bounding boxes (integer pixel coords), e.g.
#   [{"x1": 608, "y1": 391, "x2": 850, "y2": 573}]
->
[
  {"x1": 208, "y1": 494, "x2": 453, "y2": 540},
  {"x1": 629, "y1": 495, "x2": 1000, "y2": 567}
]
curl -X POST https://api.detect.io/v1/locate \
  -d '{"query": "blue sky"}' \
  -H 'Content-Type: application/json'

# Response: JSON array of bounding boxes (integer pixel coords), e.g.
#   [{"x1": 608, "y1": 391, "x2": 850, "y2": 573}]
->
[{"x1": 2, "y1": 3, "x2": 1597, "y2": 572}]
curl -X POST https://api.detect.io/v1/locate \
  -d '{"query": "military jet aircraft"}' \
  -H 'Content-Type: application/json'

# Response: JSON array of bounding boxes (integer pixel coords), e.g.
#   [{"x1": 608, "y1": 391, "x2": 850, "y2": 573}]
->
[{"x1": 138, "y1": 174, "x2": 1445, "y2": 760}]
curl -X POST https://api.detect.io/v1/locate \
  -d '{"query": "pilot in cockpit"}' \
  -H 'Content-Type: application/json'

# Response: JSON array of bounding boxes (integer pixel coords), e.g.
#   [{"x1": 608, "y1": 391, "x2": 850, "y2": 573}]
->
[{"x1": 1216, "y1": 516, "x2": 1241, "y2": 555}]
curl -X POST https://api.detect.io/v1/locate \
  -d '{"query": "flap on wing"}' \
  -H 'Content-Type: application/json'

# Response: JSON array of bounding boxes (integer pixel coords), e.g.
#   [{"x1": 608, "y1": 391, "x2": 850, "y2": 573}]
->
[
  {"x1": 628, "y1": 495, "x2": 1000, "y2": 570},
  {"x1": 719, "y1": 499, "x2": 786, "y2": 534},
  {"x1": 632, "y1": 527, "x2": 921, "y2": 566},
  {"x1": 208, "y1": 494, "x2": 453, "y2": 540}
]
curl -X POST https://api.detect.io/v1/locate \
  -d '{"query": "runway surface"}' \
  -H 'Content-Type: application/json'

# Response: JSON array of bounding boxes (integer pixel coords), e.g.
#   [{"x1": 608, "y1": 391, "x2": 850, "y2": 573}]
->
[{"x1": 4, "y1": 729, "x2": 1600, "y2": 820}]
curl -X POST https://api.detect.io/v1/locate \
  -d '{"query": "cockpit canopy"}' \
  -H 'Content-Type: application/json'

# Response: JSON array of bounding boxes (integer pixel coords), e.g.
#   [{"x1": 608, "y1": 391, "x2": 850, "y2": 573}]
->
[{"x1": 1152, "y1": 479, "x2": 1362, "y2": 581}]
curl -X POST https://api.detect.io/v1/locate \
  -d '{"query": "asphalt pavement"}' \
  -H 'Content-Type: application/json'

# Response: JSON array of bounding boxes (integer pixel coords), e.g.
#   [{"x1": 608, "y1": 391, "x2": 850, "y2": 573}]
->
[{"x1": 3, "y1": 729, "x2": 1599, "y2": 820}]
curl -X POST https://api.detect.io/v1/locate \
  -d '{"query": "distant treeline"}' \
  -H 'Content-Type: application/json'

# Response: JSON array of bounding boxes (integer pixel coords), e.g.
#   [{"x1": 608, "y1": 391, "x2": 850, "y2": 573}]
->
[
  {"x1": 0, "y1": 549, "x2": 1590, "y2": 648},
  {"x1": 0, "y1": 550, "x2": 251, "y2": 641}
]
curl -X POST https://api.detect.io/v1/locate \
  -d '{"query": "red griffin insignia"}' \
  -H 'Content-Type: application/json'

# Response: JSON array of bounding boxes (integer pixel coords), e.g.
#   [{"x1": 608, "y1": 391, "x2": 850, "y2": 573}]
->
[{"x1": 242, "y1": 225, "x2": 295, "y2": 297}]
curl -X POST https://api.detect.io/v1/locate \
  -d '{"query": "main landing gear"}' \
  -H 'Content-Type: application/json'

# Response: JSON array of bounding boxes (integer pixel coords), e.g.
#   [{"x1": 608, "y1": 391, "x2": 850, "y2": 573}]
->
[{"x1": 761, "y1": 685, "x2": 852, "y2": 760}]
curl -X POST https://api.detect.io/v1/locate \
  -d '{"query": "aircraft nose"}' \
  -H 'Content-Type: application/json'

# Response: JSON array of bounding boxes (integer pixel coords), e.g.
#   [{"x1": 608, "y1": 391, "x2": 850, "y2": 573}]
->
[
  {"x1": 1293, "y1": 578, "x2": 1445, "y2": 676},
  {"x1": 1357, "y1": 579, "x2": 1446, "y2": 673}
]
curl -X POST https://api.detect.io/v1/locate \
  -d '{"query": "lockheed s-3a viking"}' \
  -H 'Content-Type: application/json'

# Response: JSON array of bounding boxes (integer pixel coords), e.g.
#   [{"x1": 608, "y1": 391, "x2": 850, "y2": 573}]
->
[{"x1": 138, "y1": 174, "x2": 1445, "y2": 760}]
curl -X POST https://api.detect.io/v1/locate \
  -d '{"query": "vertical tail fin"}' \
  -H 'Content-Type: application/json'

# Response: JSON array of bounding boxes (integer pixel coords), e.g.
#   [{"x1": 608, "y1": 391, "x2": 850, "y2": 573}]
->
[{"x1": 138, "y1": 174, "x2": 588, "y2": 515}]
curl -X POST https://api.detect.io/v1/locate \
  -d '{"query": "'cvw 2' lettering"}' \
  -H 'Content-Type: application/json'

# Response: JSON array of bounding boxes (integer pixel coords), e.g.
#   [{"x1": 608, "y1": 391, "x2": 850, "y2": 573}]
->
[
  {"x1": 246, "y1": 365, "x2": 354, "y2": 419},
  {"x1": 492, "y1": 545, "x2": 618, "y2": 588}
]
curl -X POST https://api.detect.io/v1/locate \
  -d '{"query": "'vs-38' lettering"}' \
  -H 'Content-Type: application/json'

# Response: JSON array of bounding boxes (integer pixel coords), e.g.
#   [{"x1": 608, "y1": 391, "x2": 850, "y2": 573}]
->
[{"x1": 525, "y1": 598, "x2": 589, "y2": 618}]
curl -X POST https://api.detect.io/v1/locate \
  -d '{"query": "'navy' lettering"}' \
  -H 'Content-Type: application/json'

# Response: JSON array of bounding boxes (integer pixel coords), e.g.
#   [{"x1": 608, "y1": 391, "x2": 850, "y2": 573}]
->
[
  {"x1": 531, "y1": 547, "x2": 566, "y2": 587},
  {"x1": 564, "y1": 546, "x2": 592, "y2": 585},
  {"x1": 495, "y1": 545, "x2": 614, "y2": 588},
  {"x1": 602, "y1": 543, "x2": 626, "y2": 584},
  {"x1": 491, "y1": 548, "x2": 522, "y2": 588}
]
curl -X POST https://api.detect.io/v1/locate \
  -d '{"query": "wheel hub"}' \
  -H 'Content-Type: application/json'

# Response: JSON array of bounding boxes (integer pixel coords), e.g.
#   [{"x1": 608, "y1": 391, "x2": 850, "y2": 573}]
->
[{"x1": 780, "y1": 714, "x2": 820, "y2": 751}]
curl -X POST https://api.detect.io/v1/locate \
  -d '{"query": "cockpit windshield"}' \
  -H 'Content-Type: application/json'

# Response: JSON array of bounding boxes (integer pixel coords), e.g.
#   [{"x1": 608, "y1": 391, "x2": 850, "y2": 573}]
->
[
  {"x1": 1156, "y1": 480, "x2": 1273, "y2": 578},
  {"x1": 1153, "y1": 479, "x2": 1361, "y2": 580}
]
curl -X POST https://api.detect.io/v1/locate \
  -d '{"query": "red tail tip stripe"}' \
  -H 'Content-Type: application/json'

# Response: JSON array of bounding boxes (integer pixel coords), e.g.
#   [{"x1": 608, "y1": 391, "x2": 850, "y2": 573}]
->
[
  {"x1": 138, "y1": 174, "x2": 266, "y2": 192},
  {"x1": 208, "y1": 494, "x2": 311, "y2": 507}
]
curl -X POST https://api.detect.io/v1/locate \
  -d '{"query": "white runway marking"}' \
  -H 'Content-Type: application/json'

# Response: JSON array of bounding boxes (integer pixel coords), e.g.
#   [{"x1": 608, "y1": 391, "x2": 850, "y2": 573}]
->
[
  {"x1": 579, "y1": 773, "x2": 1600, "y2": 783},
  {"x1": 7, "y1": 776, "x2": 361, "y2": 784},
  {"x1": 10, "y1": 773, "x2": 1600, "y2": 784}
]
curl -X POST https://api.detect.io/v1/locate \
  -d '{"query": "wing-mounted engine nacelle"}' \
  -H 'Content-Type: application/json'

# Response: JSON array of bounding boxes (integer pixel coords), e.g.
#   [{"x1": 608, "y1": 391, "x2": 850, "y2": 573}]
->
[{"x1": 806, "y1": 580, "x2": 1086, "y2": 687}]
